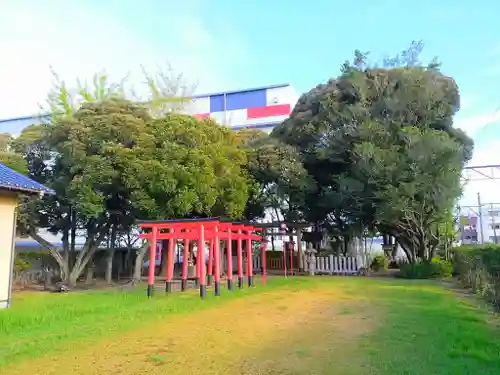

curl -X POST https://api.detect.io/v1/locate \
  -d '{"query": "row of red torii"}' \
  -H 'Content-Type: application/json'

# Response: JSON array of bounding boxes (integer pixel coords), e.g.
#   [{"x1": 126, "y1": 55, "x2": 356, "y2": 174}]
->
[{"x1": 139, "y1": 217, "x2": 294, "y2": 298}]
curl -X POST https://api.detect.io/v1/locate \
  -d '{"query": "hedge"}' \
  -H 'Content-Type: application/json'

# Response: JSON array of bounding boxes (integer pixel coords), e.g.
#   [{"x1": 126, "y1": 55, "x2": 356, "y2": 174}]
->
[
  {"x1": 453, "y1": 244, "x2": 500, "y2": 308},
  {"x1": 397, "y1": 257, "x2": 452, "y2": 279}
]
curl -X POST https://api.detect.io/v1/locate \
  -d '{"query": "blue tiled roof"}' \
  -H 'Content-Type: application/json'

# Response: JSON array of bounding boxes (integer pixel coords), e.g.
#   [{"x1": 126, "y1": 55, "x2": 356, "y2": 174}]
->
[{"x1": 0, "y1": 164, "x2": 55, "y2": 195}]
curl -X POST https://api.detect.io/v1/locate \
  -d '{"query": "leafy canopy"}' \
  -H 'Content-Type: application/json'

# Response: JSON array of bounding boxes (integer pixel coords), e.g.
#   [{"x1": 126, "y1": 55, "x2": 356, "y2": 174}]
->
[{"x1": 271, "y1": 42, "x2": 473, "y2": 260}]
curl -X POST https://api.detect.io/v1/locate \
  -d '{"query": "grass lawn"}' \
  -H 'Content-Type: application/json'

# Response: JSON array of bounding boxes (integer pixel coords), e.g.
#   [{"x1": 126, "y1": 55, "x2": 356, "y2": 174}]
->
[{"x1": 1, "y1": 277, "x2": 500, "y2": 374}]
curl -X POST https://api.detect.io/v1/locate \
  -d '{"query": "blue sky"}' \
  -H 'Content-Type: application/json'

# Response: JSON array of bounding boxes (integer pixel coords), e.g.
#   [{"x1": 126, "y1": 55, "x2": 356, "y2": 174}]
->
[{"x1": 1, "y1": 0, "x2": 500, "y2": 204}]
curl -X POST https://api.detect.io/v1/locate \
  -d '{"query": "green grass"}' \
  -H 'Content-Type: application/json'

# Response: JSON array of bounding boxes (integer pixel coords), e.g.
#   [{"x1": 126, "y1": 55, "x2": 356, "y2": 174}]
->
[
  {"x1": 2, "y1": 277, "x2": 500, "y2": 374},
  {"x1": 358, "y1": 279, "x2": 500, "y2": 375},
  {"x1": 0, "y1": 278, "x2": 296, "y2": 367}
]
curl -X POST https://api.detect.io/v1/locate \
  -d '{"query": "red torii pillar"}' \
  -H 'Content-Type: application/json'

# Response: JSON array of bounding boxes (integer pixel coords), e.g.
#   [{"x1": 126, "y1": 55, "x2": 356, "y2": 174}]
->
[
  {"x1": 260, "y1": 237, "x2": 268, "y2": 285},
  {"x1": 226, "y1": 229, "x2": 233, "y2": 291},
  {"x1": 182, "y1": 237, "x2": 189, "y2": 291},
  {"x1": 166, "y1": 228, "x2": 175, "y2": 292},
  {"x1": 147, "y1": 227, "x2": 158, "y2": 297},
  {"x1": 236, "y1": 229, "x2": 244, "y2": 288},
  {"x1": 246, "y1": 231, "x2": 253, "y2": 287},
  {"x1": 240, "y1": 225, "x2": 260, "y2": 287},
  {"x1": 207, "y1": 239, "x2": 214, "y2": 286},
  {"x1": 217, "y1": 223, "x2": 245, "y2": 292},
  {"x1": 231, "y1": 224, "x2": 254, "y2": 288},
  {"x1": 213, "y1": 223, "x2": 240, "y2": 296},
  {"x1": 213, "y1": 224, "x2": 221, "y2": 296},
  {"x1": 198, "y1": 223, "x2": 207, "y2": 298}
]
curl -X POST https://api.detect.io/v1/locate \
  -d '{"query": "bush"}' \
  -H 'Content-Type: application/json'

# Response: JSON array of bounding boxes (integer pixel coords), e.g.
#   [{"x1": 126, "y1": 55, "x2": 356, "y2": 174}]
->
[
  {"x1": 14, "y1": 258, "x2": 31, "y2": 273},
  {"x1": 454, "y1": 244, "x2": 500, "y2": 308},
  {"x1": 431, "y1": 257, "x2": 453, "y2": 278},
  {"x1": 397, "y1": 258, "x2": 452, "y2": 279},
  {"x1": 370, "y1": 254, "x2": 389, "y2": 272}
]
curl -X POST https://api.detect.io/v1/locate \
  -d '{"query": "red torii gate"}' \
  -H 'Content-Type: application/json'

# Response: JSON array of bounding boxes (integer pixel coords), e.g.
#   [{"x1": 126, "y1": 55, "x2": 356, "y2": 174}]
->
[{"x1": 138, "y1": 218, "x2": 267, "y2": 299}]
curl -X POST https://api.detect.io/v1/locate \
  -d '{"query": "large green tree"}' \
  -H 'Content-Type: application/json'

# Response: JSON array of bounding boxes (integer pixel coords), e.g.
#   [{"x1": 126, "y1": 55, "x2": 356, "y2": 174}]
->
[
  {"x1": 14, "y1": 67, "x2": 200, "y2": 285},
  {"x1": 19, "y1": 99, "x2": 253, "y2": 286},
  {"x1": 272, "y1": 42, "x2": 473, "y2": 262},
  {"x1": 19, "y1": 100, "x2": 151, "y2": 285}
]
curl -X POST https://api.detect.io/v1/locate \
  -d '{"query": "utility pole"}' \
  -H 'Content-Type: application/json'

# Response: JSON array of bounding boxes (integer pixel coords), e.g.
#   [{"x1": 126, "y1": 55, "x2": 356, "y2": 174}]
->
[
  {"x1": 492, "y1": 203, "x2": 498, "y2": 244},
  {"x1": 477, "y1": 192, "x2": 485, "y2": 244}
]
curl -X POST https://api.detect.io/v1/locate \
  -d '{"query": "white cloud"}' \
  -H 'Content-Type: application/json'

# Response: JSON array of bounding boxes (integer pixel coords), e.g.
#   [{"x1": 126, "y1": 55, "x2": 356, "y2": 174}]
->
[{"x1": 0, "y1": 0, "x2": 251, "y2": 119}]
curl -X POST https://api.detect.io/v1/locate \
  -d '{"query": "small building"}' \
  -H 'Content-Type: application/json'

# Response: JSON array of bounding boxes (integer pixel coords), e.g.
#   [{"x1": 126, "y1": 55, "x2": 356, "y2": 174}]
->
[{"x1": 0, "y1": 164, "x2": 54, "y2": 309}]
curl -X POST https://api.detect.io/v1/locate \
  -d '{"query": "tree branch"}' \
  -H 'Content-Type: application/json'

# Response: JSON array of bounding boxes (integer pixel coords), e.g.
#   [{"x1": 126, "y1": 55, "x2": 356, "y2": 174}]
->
[{"x1": 27, "y1": 227, "x2": 66, "y2": 267}]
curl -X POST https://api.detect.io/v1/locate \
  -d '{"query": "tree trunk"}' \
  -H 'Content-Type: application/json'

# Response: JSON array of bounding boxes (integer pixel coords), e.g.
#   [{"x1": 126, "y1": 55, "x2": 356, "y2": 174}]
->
[
  {"x1": 28, "y1": 228, "x2": 70, "y2": 279},
  {"x1": 117, "y1": 252, "x2": 123, "y2": 281},
  {"x1": 62, "y1": 227, "x2": 70, "y2": 274},
  {"x1": 67, "y1": 228, "x2": 109, "y2": 287},
  {"x1": 125, "y1": 246, "x2": 133, "y2": 276},
  {"x1": 125, "y1": 232, "x2": 135, "y2": 277},
  {"x1": 105, "y1": 250, "x2": 113, "y2": 284},
  {"x1": 428, "y1": 244, "x2": 438, "y2": 262},
  {"x1": 105, "y1": 225, "x2": 117, "y2": 284},
  {"x1": 394, "y1": 235, "x2": 415, "y2": 264},
  {"x1": 131, "y1": 242, "x2": 149, "y2": 284},
  {"x1": 297, "y1": 229, "x2": 304, "y2": 271},
  {"x1": 70, "y1": 208, "x2": 77, "y2": 266},
  {"x1": 85, "y1": 261, "x2": 94, "y2": 284},
  {"x1": 29, "y1": 226, "x2": 108, "y2": 288}
]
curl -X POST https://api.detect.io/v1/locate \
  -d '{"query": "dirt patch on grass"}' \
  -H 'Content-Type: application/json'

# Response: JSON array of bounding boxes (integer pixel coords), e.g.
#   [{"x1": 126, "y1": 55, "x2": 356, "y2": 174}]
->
[
  {"x1": 3, "y1": 287, "x2": 377, "y2": 375},
  {"x1": 236, "y1": 301, "x2": 376, "y2": 375}
]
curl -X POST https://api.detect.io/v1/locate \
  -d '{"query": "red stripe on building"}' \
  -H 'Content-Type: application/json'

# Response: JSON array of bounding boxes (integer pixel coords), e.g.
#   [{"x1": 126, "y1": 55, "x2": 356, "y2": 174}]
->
[
  {"x1": 194, "y1": 113, "x2": 210, "y2": 119},
  {"x1": 247, "y1": 104, "x2": 291, "y2": 119}
]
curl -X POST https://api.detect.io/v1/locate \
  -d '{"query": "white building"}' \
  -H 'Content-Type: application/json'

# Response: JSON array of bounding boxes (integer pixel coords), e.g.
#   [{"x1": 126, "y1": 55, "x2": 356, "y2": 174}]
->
[{"x1": 0, "y1": 83, "x2": 299, "y2": 135}]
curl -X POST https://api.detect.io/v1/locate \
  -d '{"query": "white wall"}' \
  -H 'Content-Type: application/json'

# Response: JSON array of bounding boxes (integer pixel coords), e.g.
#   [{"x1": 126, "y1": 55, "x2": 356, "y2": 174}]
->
[{"x1": 0, "y1": 192, "x2": 17, "y2": 309}]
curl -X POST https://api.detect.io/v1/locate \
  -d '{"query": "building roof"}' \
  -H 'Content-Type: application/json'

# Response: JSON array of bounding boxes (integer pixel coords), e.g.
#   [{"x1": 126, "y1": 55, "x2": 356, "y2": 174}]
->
[{"x1": 0, "y1": 164, "x2": 55, "y2": 195}]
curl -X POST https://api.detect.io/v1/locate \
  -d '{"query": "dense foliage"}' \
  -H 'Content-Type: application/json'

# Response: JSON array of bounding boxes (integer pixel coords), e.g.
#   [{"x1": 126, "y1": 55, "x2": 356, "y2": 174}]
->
[
  {"x1": 0, "y1": 133, "x2": 27, "y2": 174},
  {"x1": 13, "y1": 99, "x2": 253, "y2": 286},
  {"x1": 271, "y1": 42, "x2": 473, "y2": 262},
  {"x1": 454, "y1": 244, "x2": 500, "y2": 307},
  {"x1": 370, "y1": 255, "x2": 389, "y2": 272},
  {"x1": 397, "y1": 258, "x2": 452, "y2": 279},
  {"x1": 236, "y1": 128, "x2": 312, "y2": 222}
]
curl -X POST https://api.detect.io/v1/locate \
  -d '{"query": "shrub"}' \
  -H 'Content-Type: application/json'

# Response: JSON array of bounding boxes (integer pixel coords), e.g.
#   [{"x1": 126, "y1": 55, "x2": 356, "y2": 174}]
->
[
  {"x1": 397, "y1": 258, "x2": 452, "y2": 279},
  {"x1": 370, "y1": 254, "x2": 389, "y2": 272},
  {"x1": 431, "y1": 257, "x2": 453, "y2": 278},
  {"x1": 398, "y1": 263, "x2": 433, "y2": 279},
  {"x1": 14, "y1": 258, "x2": 31, "y2": 273},
  {"x1": 454, "y1": 244, "x2": 500, "y2": 308}
]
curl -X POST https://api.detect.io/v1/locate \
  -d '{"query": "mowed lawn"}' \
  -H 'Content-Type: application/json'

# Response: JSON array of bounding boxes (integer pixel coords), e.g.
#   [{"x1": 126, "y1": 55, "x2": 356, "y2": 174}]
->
[{"x1": 1, "y1": 277, "x2": 500, "y2": 375}]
